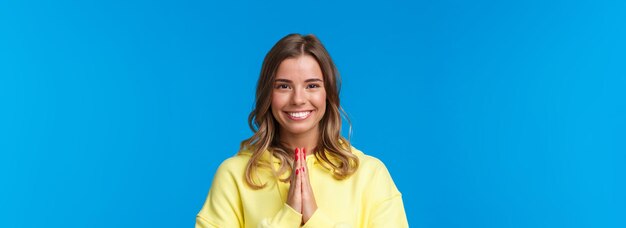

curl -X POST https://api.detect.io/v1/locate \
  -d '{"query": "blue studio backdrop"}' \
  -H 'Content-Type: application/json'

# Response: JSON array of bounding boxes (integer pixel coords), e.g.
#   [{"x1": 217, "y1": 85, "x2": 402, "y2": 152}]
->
[{"x1": 1, "y1": 0, "x2": 625, "y2": 227}]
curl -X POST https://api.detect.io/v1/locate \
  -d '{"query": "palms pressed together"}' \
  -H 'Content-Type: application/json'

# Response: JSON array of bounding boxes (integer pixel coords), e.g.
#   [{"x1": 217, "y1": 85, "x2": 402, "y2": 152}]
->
[{"x1": 286, "y1": 148, "x2": 318, "y2": 224}]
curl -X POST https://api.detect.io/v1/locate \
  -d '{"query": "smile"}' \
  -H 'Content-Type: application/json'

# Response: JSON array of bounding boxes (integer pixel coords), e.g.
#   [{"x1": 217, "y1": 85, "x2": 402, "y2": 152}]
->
[{"x1": 285, "y1": 111, "x2": 313, "y2": 120}]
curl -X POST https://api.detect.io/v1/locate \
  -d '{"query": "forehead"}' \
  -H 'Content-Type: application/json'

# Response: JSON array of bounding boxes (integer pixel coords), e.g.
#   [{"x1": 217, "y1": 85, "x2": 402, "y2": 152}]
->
[{"x1": 275, "y1": 55, "x2": 323, "y2": 80}]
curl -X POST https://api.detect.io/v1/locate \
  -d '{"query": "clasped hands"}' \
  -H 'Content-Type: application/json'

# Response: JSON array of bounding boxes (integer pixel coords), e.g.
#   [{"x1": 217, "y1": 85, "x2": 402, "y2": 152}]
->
[{"x1": 287, "y1": 147, "x2": 318, "y2": 224}]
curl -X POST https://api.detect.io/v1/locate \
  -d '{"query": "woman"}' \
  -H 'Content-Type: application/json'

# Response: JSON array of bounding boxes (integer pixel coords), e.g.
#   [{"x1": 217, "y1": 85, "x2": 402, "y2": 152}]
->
[{"x1": 196, "y1": 34, "x2": 408, "y2": 227}]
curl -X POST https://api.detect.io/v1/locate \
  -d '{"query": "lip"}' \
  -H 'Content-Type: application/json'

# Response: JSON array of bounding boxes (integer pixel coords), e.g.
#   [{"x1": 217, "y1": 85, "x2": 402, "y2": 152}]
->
[{"x1": 284, "y1": 110, "x2": 313, "y2": 121}]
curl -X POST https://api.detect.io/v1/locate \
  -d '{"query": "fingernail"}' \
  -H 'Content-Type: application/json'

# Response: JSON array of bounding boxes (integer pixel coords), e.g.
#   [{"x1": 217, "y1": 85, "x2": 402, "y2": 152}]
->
[
  {"x1": 295, "y1": 148, "x2": 299, "y2": 160},
  {"x1": 296, "y1": 169, "x2": 299, "y2": 175}
]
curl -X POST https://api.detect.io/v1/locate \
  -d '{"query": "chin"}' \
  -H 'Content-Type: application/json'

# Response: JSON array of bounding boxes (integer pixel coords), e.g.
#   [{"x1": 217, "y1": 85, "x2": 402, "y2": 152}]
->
[{"x1": 282, "y1": 126, "x2": 317, "y2": 135}]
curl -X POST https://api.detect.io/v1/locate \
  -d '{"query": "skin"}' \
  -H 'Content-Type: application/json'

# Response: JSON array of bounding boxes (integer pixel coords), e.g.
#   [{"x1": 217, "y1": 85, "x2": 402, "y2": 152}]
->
[
  {"x1": 289, "y1": 147, "x2": 317, "y2": 224},
  {"x1": 271, "y1": 55, "x2": 325, "y2": 223}
]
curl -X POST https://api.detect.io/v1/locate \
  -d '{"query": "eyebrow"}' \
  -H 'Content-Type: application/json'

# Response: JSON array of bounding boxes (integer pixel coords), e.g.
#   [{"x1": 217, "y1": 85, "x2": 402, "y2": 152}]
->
[{"x1": 274, "y1": 78, "x2": 324, "y2": 83}]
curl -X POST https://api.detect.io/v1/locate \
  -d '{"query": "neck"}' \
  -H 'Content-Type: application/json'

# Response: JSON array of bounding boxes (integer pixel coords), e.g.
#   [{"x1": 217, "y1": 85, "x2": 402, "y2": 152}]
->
[{"x1": 279, "y1": 128, "x2": 320, "y2": 155}]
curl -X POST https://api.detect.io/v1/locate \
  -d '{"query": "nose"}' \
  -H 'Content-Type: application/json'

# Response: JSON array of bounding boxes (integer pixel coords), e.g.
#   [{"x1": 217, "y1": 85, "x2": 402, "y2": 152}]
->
[{"x1": 291, "y1": 87, "x2": 306, "y2": 105}]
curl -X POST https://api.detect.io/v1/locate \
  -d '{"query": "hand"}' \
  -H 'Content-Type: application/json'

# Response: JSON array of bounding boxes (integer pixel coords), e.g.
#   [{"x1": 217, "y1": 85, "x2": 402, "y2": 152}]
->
[
  {"x1": 286, "y1": 148, "x2": 303, "y2": 213},
  {"x1": 286, "y1": 147, "x2": 318, "y2": 224}
]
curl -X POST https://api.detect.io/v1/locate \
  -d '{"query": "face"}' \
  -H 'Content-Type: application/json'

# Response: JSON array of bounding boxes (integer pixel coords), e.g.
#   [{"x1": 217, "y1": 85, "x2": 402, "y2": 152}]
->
[{"x1": 271, "y1": 55, "x2": 326, "y2": 137}]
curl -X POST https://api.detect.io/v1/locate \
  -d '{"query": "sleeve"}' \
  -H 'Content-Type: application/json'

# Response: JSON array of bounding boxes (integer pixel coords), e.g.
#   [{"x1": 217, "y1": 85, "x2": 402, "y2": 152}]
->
[
  {"x1": 365, "y1": 162, "x2": 409, "y2": 228},
  {"x1": 257, "y1": 203, "x2": 303, "y2": 228},
  {"x1": 196, "y1": 160, "x2": 244, "y2": 228},
  {"x1": 301, "y1": 208, "x2": 334, "y2": 228}
]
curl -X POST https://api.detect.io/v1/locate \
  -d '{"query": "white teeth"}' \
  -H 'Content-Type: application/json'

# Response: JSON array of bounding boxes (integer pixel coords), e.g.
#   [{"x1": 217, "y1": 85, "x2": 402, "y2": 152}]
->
[{"x1": 288, "y1": 111, "x2": 311, "y2": 118}]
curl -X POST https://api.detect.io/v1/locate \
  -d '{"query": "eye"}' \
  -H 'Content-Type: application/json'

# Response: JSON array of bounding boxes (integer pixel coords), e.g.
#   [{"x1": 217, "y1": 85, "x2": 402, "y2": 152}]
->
[
  {"x1": 275, "y1": 84, "x2": 290, "y2": 89},
  {"x1": 307, "y1": 83, "x2": 321, "y2": 89}
]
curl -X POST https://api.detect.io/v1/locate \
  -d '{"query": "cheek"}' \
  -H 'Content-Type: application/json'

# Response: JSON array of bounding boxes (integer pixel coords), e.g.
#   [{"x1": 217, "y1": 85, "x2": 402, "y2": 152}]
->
[
  {"x1": 271, "y1": 93, "x2": 287, "y2": 112},
  {"x1": 313, "y1": 92, "x2": 327, "y2": 112}
]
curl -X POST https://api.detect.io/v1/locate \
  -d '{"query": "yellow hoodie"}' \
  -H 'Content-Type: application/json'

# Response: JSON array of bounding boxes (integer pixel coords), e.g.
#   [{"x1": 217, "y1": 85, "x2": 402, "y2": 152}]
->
[{"x1": 196, "y1": 147, "x2": 408, "y2": 228}]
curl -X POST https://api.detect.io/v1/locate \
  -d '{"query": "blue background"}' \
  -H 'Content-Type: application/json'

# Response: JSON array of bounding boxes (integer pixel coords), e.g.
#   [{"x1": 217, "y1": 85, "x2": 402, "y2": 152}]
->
[{"x1": 1, "y1": 0, "x2": 625, "y2": 227}]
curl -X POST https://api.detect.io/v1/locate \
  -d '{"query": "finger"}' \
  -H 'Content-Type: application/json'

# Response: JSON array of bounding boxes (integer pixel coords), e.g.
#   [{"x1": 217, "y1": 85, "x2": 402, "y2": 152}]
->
[
  {"x1": 302, "y1": 147, "x2": 308, "y2": 173},
  {"x1": 295, "y1": 148, "x2": 302, "y2": 169},
  {"x1": 298, "y1": 148, "x2": 307, "y2": 193},
  {"x1": 296, "y1": 151, "x2": 301, "y2": 176},
  {"x1": 300, "y1": 157, "x2": 317, "y2": 224},
  {"x1": 295, "y1": 162, "x2": 303, "y2": 210},
  {"x1": 290, "y1": 148, "x2": 299, "y2": 185},
  {"x1": 302, "y1": 147, "x2": 307, "y2": 170},
  {"x1": 288, "y1": 148, "x2": 303, "y2": 213},
  {"x1": 297, "y1": 147, "x2": 303, "y2": 171},
  {"x1": 298, "y1": 148, "x2": 305, "y2": 184},
  {"x1": 297, "y1": 149, "x2": 308, "y2": 194},
  {"x1": 301, "y1": 148, "x2": 315, "y2": 203},
  {"x1": 300, "y1": 148, "x2": 309, "y2": 187},
  {"x1": 293, "y1": 147, "x2": 299, "y2": 171},
  {"x1": 287, "y1": 148, "x2": 300, "y2": 202},
  {"x1": 301, "y1": 165, "x2": 312, "y2": 193},
  {"x1": 301, "y1": 171, "x2": 315, "y2": 206}
]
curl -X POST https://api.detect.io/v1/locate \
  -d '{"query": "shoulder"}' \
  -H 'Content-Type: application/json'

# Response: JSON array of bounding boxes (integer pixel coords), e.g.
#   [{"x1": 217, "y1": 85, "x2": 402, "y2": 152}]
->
[
  {"x1": 214, "y1": 151, "x2": 252, "y2": 177},
  {"x1": 351, "y1": 146, "x2": 402, "y2": 196},
  {"x1": 351, "y1": 146, "x2": 389, "y2": 174}
]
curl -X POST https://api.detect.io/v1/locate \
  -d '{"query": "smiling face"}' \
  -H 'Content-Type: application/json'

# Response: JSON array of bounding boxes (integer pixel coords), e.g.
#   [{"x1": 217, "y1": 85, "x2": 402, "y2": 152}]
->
[{"x1": 271, "y1": 55, "x2": 327, "y2": 137}]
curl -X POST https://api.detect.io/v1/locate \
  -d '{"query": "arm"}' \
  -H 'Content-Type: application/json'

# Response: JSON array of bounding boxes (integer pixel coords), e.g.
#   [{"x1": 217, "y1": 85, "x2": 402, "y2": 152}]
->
[
  {"x1": 302, "y1": 159, "x2": 409, "y2": 228},
  {"x1": 365, "y1": 162, "x2": 409, "y2": 228},
  {"x1": 196, "y1": 159, "x2": 244, "y2": 228},
  {"x1": 256, "y1": 203, "x2": 302, "y2": 228},
  {"x1": 300, "y1": 208, "x2": 335, "y2": 228},
  {"x1": 196, "y1": 156, "x2": 304, "y2": 228},
  {"x1": 258, "y1": 148, "x2": 305, "y2": 228}
]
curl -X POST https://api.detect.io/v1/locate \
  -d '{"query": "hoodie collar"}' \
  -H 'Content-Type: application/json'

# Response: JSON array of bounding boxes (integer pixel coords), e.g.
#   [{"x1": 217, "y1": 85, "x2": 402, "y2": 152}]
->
[{"x1": 237, "y1": 146, "x2": 363, "y2": 164}]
